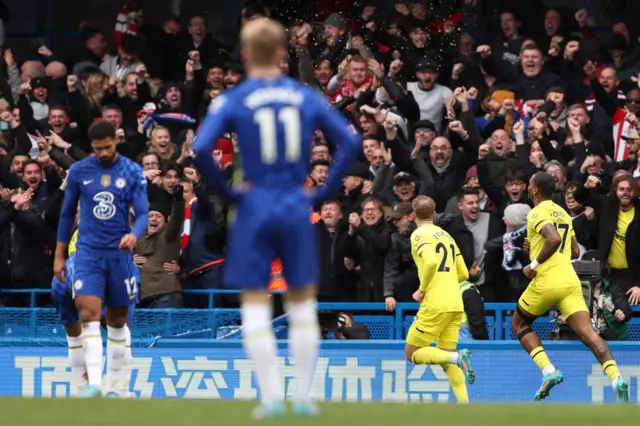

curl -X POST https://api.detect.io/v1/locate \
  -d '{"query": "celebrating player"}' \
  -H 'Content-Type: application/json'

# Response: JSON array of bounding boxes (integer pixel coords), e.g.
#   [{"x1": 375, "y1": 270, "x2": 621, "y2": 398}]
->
[
  {"x1": 404, "y1": 196, "x2": 475, "y2": 403},
  {"x1": 193, "y1": 18, "x2": 360, "y2": 419},
  {"x1": 54, "y1": 120, "x2": 149, "y2": 398},
  {"x1": 511, "y1": 172, "x2": 629, "y2": 401},
  {"x1": 51, "y1": 252, "x2": 138, "y2": 397}
]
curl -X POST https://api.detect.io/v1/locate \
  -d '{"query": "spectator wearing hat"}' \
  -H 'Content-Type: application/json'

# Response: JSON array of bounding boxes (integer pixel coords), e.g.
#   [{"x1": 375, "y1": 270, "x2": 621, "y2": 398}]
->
[
  {"x1": 338, "y1": 161, "x2": 372, "y2": 216},
  {"x1": 17, "y1": 76, "x2": 51, "y2": 125},
  {"x1": 314, "y1": 13, "x2": 350, "y2": 70},
  {"x1": 383, "y1": 201, "x2": 418, "y2": 311},
  {"x1": 407, "y1": 58, "x2": 453, "y2": 133},
  {"x1": 134, "y1": 184, "x2": 185, "y2": 309},
  {"x1": 485, "y1": 202, "x2": 531, "y2": 301},
  {"x1": 443, "y1": 165, "x2": 492, "y2": 214},
  {"x1": 347, "y1": 197, "x2": 393, "y2": 302},
  {"x1": 316, "y1": 200, "x2": 357, "y2": 302}
]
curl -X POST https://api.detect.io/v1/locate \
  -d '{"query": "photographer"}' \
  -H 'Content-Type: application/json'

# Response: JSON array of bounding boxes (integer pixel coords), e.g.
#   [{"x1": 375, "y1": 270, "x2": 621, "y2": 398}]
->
[
  {"x1": 319, "y1": 312, "x2": 370, "y2": 340},
  {"x1": 134, "y1": 184, "x2": 185, "y2": 308}
]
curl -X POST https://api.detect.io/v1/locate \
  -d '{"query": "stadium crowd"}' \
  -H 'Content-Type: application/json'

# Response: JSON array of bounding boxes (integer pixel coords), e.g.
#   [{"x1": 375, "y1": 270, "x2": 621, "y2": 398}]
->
[{"x1": 0, "y1": 0, "x2": 639, "y2": 338}]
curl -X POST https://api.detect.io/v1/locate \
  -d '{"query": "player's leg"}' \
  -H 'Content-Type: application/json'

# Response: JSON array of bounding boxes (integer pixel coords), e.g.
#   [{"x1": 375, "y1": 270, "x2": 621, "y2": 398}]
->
[
  {"x1": 73, "y1": 253, "x2": 107, "y2": 397},
  {"x1": 406, "y1": 313, "x2": 474, "y2": 385},
  {"x1": 63, "y1": 321, "x2": 87, "y2": 396},
  {"x1": 511, "y1": 284, "x2": 563, "y2": 400},
  {"x1": 561, "y1": 289, "x2": 629, "y2": 402},
  {"x1": 283, "y1": 286, "x2": 320, "y2": 416},
  {"x1": 53, "y1": 277, "x2": 87, "y2": 396},
  {"x1": 279, "y1": 210, "x2": 321, "y2": 417},
  {"x1": 103, "y1": 254, "x2": 137, "y2": 398},
  {"x1": 227, "y1": 211, "x2": 284, "y2": 418}
]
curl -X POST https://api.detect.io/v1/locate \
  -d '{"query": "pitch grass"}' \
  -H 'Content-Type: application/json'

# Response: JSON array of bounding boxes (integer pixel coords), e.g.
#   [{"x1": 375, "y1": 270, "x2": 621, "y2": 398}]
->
[{"x1": 1, "y1": 399, "x2": 639, "y2": 426}]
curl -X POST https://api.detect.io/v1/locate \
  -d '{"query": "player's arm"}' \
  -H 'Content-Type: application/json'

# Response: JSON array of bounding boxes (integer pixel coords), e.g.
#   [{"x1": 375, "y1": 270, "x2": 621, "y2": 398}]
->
[
  {"x1": 129, "y1": 169, "x2": 149, "y2": 240},
  {"x1": 192, "y1": 95, "x2": 235, "y2": 202},
  {"x1": 314, "y1": 94, "x2": 361, "y2": 202},
  {"x1": 416, "y1": 242, "x2": 438, "y2": 292},
  {"x1": 532, "y1": 223, "x2": 563, "y2": 268},
  {"x1": 55, "y1": 167, "x2": 80, "y2": 259}
]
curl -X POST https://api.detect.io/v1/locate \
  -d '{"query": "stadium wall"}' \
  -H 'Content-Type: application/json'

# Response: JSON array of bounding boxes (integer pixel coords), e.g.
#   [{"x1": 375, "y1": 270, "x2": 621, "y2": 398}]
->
[{"x1": 2, "y1": 341, "x2": 638, "y2": 402}]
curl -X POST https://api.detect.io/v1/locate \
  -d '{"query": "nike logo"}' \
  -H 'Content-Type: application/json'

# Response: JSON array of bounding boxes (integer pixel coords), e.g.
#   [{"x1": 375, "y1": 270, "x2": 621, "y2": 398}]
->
[{"x1": 83, "y1": 180, "x2": 93, "y2": 185}]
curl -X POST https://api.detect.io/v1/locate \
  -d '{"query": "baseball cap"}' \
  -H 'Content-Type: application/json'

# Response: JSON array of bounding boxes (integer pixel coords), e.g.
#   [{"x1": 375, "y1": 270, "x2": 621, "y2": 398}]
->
[
  {"x1": 414, "y1": 119, "x2": 436, "y2": 132},
  {"x1": 415, "y1": 58, "x2": 440, "y2": 73},
  {"x1": 393, "y1": 171, "x2": 414, "y2": 185},
  {"x1": 389, "y1": 201, "x2": 413, "y2": 219}
]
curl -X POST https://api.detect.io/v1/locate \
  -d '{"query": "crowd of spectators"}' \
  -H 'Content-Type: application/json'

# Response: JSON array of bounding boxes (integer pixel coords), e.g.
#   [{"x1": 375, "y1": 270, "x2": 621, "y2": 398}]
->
[{"x1": 0, "y1": 1, "x2": 639, "y2": 337}]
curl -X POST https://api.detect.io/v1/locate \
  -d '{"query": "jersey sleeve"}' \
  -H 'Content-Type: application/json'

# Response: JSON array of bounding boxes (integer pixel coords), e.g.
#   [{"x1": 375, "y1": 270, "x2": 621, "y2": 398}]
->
[
  {"x1": 312, "y1": 92, "x2": 361, "y2": 202},
  {"x1": 193, "y1": 95, "x2": 236, "y2": 201},
  {"x1": 530, "y1": 209, "x2": 552, "y2": 234},
  {"x1": 413, "y1": 235, "x2": 437, "y2": 292},
  {"x1": 56, "y1": 165, "x2": 80, "y2": 244},
  {"x1": 129, "y1": 166, "x2": 149, "y2": 239}
]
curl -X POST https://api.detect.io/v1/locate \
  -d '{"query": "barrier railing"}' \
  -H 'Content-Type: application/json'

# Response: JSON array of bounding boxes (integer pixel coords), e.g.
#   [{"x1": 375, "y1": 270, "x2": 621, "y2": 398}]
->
[{"x1": 2, "y1": 288, "x2": 640, "y2": 341}]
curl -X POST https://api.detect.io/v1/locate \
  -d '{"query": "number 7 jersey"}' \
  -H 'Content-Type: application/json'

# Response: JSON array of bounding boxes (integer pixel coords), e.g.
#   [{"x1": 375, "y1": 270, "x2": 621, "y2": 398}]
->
[{"x1": 526, "y1": 200, "x2": 577, "y2": 278}]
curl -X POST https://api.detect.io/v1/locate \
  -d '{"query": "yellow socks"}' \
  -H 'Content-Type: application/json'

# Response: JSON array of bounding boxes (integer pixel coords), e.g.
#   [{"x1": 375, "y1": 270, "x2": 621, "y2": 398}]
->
[
  {"x1": 602, "y1": 360, "x2": 621, "y2": 382},
  {"x1": 411, "y1": 346, "x2": 452, "y2": 365},
  {"x1": 442, "y1": 364, "x2": 469, "y2": 403},
  {"x1": 529, "y1": 347, "x2": 555, "y2": 375}
]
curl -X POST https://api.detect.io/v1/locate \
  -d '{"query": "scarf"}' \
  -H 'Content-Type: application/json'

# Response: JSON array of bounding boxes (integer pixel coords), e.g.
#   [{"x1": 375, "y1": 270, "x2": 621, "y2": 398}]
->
[
  {"x1": 502, "y1": 225, "x2": 527, "y2": 271},
  {"x1": 431, "y1": 156, "x2": 452, "y2": 174},
  {"x1": 180, "y1": 197, "x2": 198, "y2": 252},
  {"x1": 331, "y1": 76, "x2": 372, "y2": 110},
  {"x1": 114, "y1": 5, "x2": 138, "y2": 49}
]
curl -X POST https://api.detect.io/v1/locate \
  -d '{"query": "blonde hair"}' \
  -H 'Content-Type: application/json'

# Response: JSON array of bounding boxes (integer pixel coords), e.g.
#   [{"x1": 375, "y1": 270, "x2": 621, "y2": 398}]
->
[
  {"x1": 241, "y1": 18, "x2": 286, "y2": 67},
  {"x1": 85, "y1": 72, "x2": 107, "y2": 108},
  {"x1": 412, "y1": 196, "x2": 436, "y2": 220},
  {"x1": 147, "y1": 126, "x2": 176, "y2": 159}
]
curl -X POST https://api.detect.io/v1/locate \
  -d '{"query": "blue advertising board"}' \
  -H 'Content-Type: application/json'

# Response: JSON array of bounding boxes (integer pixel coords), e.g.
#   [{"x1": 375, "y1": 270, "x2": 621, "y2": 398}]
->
[{"x1": 1, "y1": 341, "x2": 638, "y2": 402}]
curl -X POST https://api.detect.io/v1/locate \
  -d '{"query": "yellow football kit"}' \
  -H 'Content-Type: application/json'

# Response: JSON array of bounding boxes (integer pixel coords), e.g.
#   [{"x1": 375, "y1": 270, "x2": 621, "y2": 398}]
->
[
  {"x1": 519, "y1": 200, "x2": 587, "y2": 319},
  {"x1": 406, "y1": 223, "x2": 469, "y2": 350}
]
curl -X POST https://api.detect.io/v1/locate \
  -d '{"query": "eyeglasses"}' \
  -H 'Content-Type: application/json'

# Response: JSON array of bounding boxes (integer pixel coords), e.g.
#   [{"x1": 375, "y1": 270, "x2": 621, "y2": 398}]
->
[
  {"x1": 627, "y1": 99, "x2": 640, "y2": 104},
  {"x1": 505, "y1": 181, "x2": 525, "y2": 187}
]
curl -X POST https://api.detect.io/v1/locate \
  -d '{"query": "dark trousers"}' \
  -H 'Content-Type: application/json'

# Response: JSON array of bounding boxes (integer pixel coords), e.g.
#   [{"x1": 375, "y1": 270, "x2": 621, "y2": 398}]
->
[{"x1": 140, "y1": 292, "x2": 184, "y2": 309}]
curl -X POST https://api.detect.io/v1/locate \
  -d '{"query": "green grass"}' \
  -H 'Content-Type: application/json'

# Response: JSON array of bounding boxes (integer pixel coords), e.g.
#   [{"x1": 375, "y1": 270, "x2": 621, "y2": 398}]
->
[{"x1": 1, "y1": 399, "x2": 639, "y2": 426}]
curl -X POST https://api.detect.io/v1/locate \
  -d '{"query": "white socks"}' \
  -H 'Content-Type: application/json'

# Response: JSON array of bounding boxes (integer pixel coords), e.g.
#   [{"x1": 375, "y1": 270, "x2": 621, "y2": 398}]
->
[
  {"x1": 286, "y1": 299, "x2": 320, "y2": 403},
  {"x1": 82, "y1": 321, "x2": 103, "y2": 388},
  {"x1": 449, "y1": 352, "x2": 459, "y2": 365},
  {"x1": 106, "y1": 325, "x2": 128, "y2": 393},
  {"x1": 542, "y1": 365, "x2": 557, "y2": 376},
  {"x1": 241, "y1": 303, "x2": 283, "y2": 405},
  {"x1": 67, "y1": 334, "x2": 86, "y2": 395},
  {"x1": 121, "y1": 325, "x2": 132, "y2": 396}
]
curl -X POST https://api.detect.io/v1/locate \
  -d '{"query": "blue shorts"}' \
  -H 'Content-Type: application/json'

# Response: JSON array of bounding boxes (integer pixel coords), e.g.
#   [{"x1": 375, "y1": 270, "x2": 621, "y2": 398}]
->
[
  {"x1": 225, "y1": 187, "x2": 318, "y2": 289},
  {"x1": 72, "y1": 249, "x2": 139, "y2": 308},
  {"x1": 51, "y1": 256, "x2": 137, "y2": 326}
]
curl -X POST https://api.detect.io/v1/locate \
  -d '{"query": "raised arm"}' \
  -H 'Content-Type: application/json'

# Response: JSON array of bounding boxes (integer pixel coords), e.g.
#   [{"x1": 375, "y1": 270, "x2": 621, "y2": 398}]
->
[
  {"x1": 129, "y1": 168, "x2": 149, "y2": 240},
  {"x1": 193, "y1": 95, "x2": 235, "y2": 202}
]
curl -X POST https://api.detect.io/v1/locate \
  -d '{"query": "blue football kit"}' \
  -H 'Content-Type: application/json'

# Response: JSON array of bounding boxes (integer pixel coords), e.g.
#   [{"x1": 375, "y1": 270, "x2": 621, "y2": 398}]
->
[
  {"x1": 194, "y1": 76, "x2": 360, "y2": 288},
  {"x1": 56, "y1": 155, "x2": 148, "y2": 307}
]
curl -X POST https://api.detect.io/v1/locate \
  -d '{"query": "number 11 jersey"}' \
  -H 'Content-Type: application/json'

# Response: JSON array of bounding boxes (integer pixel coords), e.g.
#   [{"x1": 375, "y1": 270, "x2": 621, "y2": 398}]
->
[{"x1": 526, "y1": 199, "x2": 579, "y2": 284}]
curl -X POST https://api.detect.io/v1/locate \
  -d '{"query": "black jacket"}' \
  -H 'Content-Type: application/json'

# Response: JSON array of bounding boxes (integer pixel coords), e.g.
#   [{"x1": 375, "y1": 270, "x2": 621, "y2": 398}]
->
[
  {"x1": 383, "y1": 224, "x2": 419, "y2": 302},
  {"x1": 352, "y1": 218, "x2": 393, "y2": 302},
  {"x1": 574, "y1": 186, "x2": 640, "y2": 281},
  {"x1": 316, "y1": 220, "x2": 357, "y2": 302}
]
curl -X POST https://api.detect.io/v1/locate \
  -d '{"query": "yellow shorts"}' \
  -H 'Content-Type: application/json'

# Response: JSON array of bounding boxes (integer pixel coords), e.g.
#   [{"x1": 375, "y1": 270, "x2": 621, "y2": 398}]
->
[
  {"x1": 518, "y1": 277, "x2": 588, "y2": 319},
  {"x1": 405, "y1": 311, "x2": 462, "y2": 351}
]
